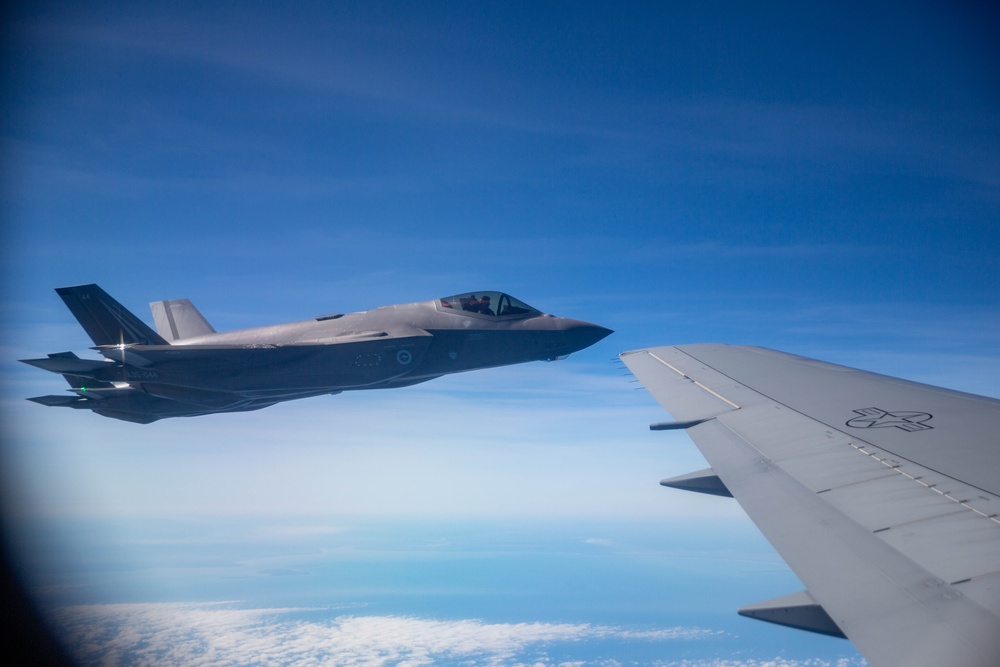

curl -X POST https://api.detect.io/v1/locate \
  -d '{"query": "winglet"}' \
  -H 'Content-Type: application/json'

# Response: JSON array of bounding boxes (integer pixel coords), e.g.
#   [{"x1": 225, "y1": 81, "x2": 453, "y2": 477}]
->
[{"x1": 738, "y1": 590, "x2": 846, "y2": 638}]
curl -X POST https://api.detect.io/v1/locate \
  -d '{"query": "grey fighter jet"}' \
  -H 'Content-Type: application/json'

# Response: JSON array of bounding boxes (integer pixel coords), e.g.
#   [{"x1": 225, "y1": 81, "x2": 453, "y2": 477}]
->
[{"x1": 22, "y1": 285, "x2": 611, "y2": 423}]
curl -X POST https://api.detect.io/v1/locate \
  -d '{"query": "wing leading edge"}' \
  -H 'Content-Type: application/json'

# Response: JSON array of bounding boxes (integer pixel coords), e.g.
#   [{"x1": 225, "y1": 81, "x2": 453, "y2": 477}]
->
[{"x1": 621, "y1": 344, "x2": 1000, "y2": 667}]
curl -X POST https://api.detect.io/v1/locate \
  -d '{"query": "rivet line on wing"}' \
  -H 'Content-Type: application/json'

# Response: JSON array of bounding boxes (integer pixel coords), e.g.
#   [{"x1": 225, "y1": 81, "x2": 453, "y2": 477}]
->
[
  {"x1": 849, "y1": 442, "x2": 1000, "y2": 526},
  {"x1": 647, "y1": 351, "x2": 741, "y2": 410}
]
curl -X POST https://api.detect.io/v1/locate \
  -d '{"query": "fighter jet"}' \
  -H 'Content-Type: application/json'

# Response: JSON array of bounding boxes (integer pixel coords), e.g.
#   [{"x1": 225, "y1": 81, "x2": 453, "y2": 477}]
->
[{"x1": 22, "y1": 284, "x2": 612, "y2": 423}]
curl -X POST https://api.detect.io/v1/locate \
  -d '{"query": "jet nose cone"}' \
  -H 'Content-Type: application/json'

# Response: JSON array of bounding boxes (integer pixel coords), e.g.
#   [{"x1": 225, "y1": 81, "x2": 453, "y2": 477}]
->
[{"x1": 561, "y1": 320, "x2": 614, "y2": 354}]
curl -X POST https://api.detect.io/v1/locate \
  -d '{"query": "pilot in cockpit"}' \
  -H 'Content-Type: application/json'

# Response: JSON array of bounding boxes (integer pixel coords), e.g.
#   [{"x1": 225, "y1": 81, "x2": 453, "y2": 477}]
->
[
  {"x1": 478, "y1": 295, "x2": 494, "y2": 316},
  {"x1": 446, "y1": 292, "x2": 532, "y2": 317}
]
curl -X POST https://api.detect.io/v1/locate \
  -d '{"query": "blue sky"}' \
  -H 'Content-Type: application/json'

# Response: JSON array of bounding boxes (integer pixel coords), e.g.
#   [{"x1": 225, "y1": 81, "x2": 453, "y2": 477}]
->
[{"x1": 3, "y1": 1, "x2": 999, "y2": 665}]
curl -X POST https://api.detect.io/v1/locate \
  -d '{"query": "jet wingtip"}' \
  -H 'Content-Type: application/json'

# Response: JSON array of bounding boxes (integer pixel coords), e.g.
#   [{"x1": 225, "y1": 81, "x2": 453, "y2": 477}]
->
[
  {"x1": 54, "y1": 283, "x2": 99, "y2": 294},
  {"x1": 28, "y1": 395, "x2": 84, "y2": 407}
]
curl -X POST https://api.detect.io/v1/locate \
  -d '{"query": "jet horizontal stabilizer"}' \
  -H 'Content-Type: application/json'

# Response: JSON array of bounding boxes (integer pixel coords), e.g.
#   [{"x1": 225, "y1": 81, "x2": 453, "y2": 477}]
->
[
  {"x1": 659, "y1": 468, "x2": 733, "y2": 497},
  {"x1": 738, "y1": 590, "x2": 846, "y2": 639},
  {"x1": 20, "y1": 353, "x2": 111, "y2": 375},
  {"x1": 28, "y1": 395, "x2": 87, "y2": 407}
]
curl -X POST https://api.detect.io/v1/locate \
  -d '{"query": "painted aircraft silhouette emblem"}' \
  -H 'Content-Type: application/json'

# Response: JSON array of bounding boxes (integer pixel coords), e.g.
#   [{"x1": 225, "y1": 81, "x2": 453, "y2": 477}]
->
[{"x1": 846, "y1": 407, "x2": 934, "y2": 432}]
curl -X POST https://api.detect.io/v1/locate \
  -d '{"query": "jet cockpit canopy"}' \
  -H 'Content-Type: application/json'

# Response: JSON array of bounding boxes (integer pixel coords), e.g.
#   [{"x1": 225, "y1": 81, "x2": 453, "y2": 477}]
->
[{"x1": 438, "y1": 292, "x2": 540, "y2": 318}]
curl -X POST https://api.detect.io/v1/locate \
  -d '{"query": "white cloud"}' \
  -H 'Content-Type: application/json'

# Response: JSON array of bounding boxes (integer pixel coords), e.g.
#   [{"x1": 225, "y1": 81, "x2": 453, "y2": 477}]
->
[
  {"x1": 664, "y1": 661, "x2": 865, "y2": 667},
  {"x1": 50, "y1": 603, "x2": 721, "y2": 667},
  {"x1": 583, "y1": 538, "x2": 614, "y2": 548}
]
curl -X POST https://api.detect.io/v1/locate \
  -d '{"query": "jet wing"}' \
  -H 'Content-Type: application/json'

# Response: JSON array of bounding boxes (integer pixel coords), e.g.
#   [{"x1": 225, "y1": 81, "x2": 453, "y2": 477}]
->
[{"x1": 620, "y1": 344, "x2": 1000, "y2": 667}]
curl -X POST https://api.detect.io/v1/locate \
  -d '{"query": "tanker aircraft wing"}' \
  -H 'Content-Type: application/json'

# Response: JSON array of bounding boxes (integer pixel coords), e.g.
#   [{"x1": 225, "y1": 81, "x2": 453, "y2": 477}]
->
[{"x1": 620, "y1": 344, "x2": 1000, "y2": 667}]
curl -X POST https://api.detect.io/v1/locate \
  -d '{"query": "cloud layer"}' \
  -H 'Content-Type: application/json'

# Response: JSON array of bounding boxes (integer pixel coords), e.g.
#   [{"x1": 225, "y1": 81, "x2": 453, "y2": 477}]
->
[{"x1": 51, "y1": 602, "x2": 722, "y2": 666}]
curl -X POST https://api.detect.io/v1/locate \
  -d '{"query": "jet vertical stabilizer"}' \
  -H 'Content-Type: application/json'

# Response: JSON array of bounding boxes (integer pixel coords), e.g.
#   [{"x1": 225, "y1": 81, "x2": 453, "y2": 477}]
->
[
  {"x1": 56, "y1": 284, "x2": 168, "y2": 346},
  {"x1": 151, "y1": 299, "x2": 216, "y2": 341}
]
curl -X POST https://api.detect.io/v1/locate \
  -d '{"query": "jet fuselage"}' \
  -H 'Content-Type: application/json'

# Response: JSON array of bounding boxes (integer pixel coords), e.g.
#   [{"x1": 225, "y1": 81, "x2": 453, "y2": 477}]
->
[{"x1": 23, "y1": 286, "x2": 611, "y2": 422}]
